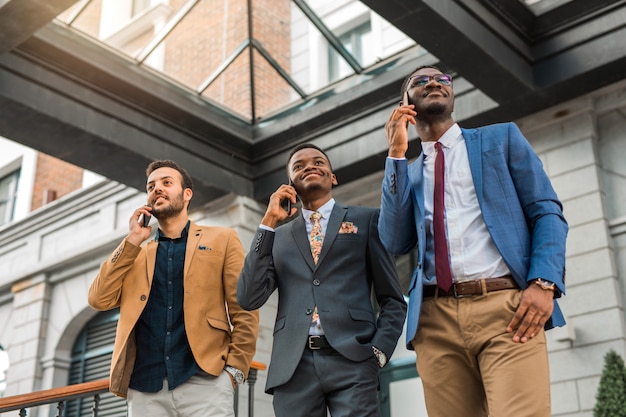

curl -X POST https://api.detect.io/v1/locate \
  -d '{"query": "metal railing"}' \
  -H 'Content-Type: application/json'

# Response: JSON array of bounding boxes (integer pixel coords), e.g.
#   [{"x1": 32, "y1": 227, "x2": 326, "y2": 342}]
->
[
  {"x1": 0, "y1": 361, "x2": 266, "y2": 417},
  {"x1": 378, "y1": 356, "x2": 419, "y2": 417}
]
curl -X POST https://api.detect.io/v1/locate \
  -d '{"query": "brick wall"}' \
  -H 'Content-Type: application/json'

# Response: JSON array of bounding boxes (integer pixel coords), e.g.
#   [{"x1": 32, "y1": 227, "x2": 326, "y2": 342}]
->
[
  {"x1": 163, "y1": 0, "x2": 291, "y2": 120},
  {"x1": 30, "y1": 154, "x2": 83, "y2": 211}
]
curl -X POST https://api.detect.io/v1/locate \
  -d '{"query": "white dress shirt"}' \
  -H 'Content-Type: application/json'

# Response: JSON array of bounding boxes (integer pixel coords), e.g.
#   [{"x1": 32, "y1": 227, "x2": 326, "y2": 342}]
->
[{"x1": 421, "y1": 124, "x2": 510, "y2": 283}]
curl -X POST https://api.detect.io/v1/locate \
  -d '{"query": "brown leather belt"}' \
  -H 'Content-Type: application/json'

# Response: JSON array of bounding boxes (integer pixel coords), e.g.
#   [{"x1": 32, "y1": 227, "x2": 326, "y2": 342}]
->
[
  {"x1": 307, "y1": 335, "x2": 332, "y2": 350},
  {"x1": 423, "y1": 276, "x2": 518, "y2": 298}
]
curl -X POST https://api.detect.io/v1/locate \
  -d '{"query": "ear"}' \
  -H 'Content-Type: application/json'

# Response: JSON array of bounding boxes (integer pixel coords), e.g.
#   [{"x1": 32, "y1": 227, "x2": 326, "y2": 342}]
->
[
  {"x1": 331, "y1": 173, "x2": 338, "y2": 186},
  {"x1": 184, "y1": 188, "x2": 193, "y2": 204}
]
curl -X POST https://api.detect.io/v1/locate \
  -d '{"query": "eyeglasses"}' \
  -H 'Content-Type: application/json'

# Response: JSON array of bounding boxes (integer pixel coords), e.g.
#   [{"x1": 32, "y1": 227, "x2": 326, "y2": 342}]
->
[{"x1": 408, "y1": 74, "x2": 453, "y2": 87}]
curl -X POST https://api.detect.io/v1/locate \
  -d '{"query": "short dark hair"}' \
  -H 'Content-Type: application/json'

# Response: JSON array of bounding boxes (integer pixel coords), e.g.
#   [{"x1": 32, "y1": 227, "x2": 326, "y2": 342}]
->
[
  {"x1": 286, "y1": 143, "x2": 333, "y2": 174},
  {"x1": 146, "y1": 160, "x2": 194, "y2": 191},
  {"x1": 400, "y1": 64, "x2": 446, "y2": 96}
]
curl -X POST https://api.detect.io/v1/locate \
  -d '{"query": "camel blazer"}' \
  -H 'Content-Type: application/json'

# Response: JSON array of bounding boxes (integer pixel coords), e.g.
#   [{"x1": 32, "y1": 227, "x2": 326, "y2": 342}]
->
[
  {"x1": 88, "y1": 222, "x2": 259, "y2": 398},
  {"x1": 237, "y1": 203, "x2": 407, "y2": 393},
  {"x1": 379, "y1": 122, "x2": 568, "y2": 349}
]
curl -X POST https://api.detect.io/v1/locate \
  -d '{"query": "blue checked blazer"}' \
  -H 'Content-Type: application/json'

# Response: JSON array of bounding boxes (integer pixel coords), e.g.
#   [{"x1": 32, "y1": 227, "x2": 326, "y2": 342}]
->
[{"x1": 378, "y1": 122, "x2": 568, "y2": 349}]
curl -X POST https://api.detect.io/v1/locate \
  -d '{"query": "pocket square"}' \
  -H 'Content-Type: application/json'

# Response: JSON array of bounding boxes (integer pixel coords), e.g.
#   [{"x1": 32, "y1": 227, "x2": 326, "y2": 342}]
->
[
  {"x1": 198, "y1": 245, "x2": 212, "y2": 251},
  {"x1": 339, "y1": 222, "x2": 358, "y2": 234}
]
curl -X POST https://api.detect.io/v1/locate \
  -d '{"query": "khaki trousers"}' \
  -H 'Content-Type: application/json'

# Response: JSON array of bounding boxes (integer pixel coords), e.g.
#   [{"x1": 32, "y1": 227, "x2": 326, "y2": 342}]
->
[
  {"x1": 127, "y1": 371, "x2": 235, "y2": 417},
  {"x1": 412, "y1": 289, "x2": 551, "y2": 417}
]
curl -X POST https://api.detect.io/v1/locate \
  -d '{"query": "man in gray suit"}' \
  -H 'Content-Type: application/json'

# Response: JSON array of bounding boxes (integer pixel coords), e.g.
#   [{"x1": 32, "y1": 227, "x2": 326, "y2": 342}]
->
[{"x1": 237, "y1": 143, "x2": 407, "y2": 417}]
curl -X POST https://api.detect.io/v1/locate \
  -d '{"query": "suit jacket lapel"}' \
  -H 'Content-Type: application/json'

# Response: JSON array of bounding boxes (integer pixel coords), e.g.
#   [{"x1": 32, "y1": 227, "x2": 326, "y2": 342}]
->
[
  {"x1": 185, "y1": 223, "x2": 202, "y2": 275},
  {"x1": 462, "y1": 128, "x2": 484, "y2": 201},
  {"x1": 145, "y1": 239, "x2": 157, "y2": 287},
  {"x1": 316, "y1": 203, "x2": 348, "y2": 266},
  {"x1": 291, "y1": 215, "x2": 316, "y2": 270}
]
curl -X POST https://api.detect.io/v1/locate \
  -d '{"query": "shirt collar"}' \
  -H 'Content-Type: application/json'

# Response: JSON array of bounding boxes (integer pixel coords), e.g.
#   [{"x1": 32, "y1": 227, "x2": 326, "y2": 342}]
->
[
  {"x1": 156, "y1": 220, "x2": 190, "y2": 241},
  {"x1": 301, "y1": 198, "x2": 335, "y2": 223},
  {"x1": 422, "y1": 123, "x2": 462, "y2": 157}
]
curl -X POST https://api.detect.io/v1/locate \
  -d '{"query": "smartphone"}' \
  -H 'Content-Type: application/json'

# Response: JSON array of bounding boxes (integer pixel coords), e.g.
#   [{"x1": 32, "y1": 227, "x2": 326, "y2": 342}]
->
[
  {"x1": 280, "y1": 181, "x2": 294, "y2": 213},
  {"x1": 141, "y1": 206, "x2": 151, "y2": 227},
  {"x1": 402, "y1": 91, "x2": 409, "y2": 106}
]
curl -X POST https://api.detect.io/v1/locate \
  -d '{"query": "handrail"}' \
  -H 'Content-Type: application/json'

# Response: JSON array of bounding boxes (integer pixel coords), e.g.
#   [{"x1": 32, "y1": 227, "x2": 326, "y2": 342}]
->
[
  {"x1": 0, "y1": 379, "x2": 109, "y2": 412},
  {"x1": 377, "y1": 356, "x2": 419, "y2": 417},
  {"x1": 0, "y1": 360, "x2": 267, "y2": 415}
]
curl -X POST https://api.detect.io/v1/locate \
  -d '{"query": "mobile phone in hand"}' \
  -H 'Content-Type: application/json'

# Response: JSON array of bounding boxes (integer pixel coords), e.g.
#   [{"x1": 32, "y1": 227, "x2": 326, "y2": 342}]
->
[
  {"x1": 141, "y1": 206, "x2": 151, "y2": 227},
  {"x1": 402, "y1": 91, "x2": 409, "y2": 106},
  {"x1": 280, "y1": 181, "x2": 294, "y2": 213}
]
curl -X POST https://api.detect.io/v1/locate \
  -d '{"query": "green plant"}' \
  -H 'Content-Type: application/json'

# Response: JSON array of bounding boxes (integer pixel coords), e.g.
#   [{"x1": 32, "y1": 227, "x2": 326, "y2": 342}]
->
[{"x1": 594, "y1": 349, "x2": 626, "y2": 417}]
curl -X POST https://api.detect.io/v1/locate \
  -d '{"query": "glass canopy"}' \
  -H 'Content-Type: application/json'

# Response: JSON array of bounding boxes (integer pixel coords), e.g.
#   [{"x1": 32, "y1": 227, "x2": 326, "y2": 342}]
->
[
  {"x1": 521, "y1": 0, "x2": 574, "y2": 14},
  {"x1": 55, "y1": 0, "x2": 419, "y2": 123}
]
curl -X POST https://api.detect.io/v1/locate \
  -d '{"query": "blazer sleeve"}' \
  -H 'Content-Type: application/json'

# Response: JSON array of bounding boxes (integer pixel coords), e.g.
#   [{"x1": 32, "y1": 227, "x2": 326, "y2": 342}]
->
[
  {"x1": 379, "y1": 157, "x2": 418, "y2": 255},
  {"x1": 88, "y1": 239, "x2": 142, "y2": 310},
  {"x1": 506, "y1": 122, "x2": 568, "y2": 295},
  {"x1": 237, "y1": 228, "x2": 279, "y2": 310},
  {"x1": 222, "y1": 229, "x2": 260, "y2": 377},
  {"x1": 367, "y1": 210, "x2": 408, "y2": 358}
]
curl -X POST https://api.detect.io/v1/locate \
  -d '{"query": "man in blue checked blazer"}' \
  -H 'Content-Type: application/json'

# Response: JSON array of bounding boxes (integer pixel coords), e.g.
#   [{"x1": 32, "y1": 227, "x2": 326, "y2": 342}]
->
[
  {"x1": 379, "y1": 65, "x2": 568, "y2": 417},
  {"x1": 237, "y1": 143, "x2": 406, "y2": 417}
]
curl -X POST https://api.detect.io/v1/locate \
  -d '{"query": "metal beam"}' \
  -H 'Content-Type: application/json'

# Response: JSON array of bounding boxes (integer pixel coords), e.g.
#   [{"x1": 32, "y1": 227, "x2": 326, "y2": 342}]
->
[
  {"x1": 2, "y1": 0, "x2": 626, "y2": 207},
  {"x1": 362, "y1": 0, "x2": 626, "y2": 122},
  {"x1": 0, "y1": 26, "x2": 256, "y2": 204},
  {"x1": 361, "y1": 0, "x2": 536, "y2": 104},
  {"x1": 0, "y1": 0, "x2": 79, "y2": 55}
]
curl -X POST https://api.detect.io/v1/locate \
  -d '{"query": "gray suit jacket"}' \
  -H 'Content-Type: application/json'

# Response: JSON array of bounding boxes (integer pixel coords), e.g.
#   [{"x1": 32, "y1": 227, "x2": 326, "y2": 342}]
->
[{"x1": 237, "y1": 202, "x2": 407, "y2": 393}]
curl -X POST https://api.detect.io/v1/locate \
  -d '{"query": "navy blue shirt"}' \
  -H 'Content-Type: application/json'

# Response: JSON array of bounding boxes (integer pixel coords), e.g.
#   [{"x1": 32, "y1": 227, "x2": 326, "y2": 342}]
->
[{"x1": 129, "y1": 221, "x2": 200, "y2": 392}]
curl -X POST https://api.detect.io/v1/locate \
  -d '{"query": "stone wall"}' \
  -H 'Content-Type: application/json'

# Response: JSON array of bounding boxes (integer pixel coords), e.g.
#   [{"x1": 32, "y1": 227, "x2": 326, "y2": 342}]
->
[{"x1": 1, "y1": 78, "x2": 626, "y2": 416}]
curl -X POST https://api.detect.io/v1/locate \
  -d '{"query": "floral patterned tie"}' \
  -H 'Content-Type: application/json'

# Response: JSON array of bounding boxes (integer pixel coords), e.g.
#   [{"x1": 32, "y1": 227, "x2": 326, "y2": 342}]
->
[
  {"x1": 309, "y1": 211, "x2": 324, "y2": 328},
  {"x1": 309, "y1": 211, "x2": 324, "y2": 264}
]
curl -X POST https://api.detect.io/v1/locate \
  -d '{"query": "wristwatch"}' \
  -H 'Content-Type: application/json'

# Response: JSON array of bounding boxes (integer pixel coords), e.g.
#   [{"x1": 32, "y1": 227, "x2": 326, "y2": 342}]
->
[
  {"x1": 372, "y1": 346, "x2": 387, "y2": 368},
  {"x1": 224, "y1": 365, "x2": 245, "y2": 385},
  {"x1": 533, "y1": 278, "x2": 556, "y2": 291}
]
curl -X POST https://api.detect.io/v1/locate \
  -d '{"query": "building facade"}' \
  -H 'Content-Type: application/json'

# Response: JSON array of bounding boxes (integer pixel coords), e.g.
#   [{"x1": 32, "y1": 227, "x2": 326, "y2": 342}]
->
[
  {"x1": 1, "y1": 76, "x2": 626, "y2": 415},
  {"x1": 1, "y1": 1, "x2": 626, "y2": 416}
]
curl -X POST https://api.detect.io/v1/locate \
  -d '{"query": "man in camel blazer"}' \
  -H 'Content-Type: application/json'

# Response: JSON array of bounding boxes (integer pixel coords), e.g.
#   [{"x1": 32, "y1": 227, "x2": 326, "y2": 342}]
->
[{"x1": 89, "y1": 160, "x2": 258, "y2": 417}]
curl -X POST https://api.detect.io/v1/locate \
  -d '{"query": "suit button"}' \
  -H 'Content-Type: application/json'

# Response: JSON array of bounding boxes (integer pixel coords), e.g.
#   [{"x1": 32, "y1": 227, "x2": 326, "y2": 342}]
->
[
  {"x1": 313, "y1": 279, "x2": 320, "y2": 286},
  {"x1": 306, "y1": 309, "x2": 313, "y2": 315},
  {"x1": 140, "y1": 295, "x2": 147, "y2": 301}
]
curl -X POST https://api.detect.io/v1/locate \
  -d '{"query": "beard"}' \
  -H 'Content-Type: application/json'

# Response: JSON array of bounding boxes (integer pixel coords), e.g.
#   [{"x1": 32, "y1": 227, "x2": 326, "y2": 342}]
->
[
  {"x1": 422, "y1": 101, "x2": 448, "y2": 116},
  {"x1": 151, "y1": 191, "x2": 185, "y2": 220}
]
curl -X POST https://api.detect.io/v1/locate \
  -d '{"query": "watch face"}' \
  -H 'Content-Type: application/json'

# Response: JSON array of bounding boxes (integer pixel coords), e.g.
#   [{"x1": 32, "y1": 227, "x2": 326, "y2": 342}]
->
[
  {"x1": 235, "y1": 372, "x2": 244, "y2": 384},
  {"x1": 226, "y1": 366, "x2": 244, "y2": 384},
  {"x1": 378, "y1": 354, "x2": 387, "y2": 367}
]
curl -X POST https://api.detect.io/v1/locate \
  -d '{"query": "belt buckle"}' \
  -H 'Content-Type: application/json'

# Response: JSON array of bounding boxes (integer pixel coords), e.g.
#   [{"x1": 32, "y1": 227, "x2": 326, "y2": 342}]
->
[
  {"x1": 452, "y1": 284, "x2": 467, "y2": 299},
  {"x1": 308, "y1": 336, "x2": 321, "y2": 350}
]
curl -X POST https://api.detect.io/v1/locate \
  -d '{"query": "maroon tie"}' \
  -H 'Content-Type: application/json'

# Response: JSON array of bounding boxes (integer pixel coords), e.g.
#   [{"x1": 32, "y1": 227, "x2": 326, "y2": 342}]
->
[{"x1": 434, "y1": 141, "x2": 453, "y2": 291}]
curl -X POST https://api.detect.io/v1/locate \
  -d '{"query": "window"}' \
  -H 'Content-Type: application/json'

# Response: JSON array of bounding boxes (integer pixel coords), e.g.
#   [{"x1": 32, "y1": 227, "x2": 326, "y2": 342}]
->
[
  {"x1": 132, "y1": 0, "x2": 152, "y2": 17},
  {"x1": 0, "y1": 344, "x2": 8, "y2": 397},
  {"x1": 0, "y1": 169, "x2": 19, "y2": 226},
  {"x1": 328, "y1": 21, "x2": 372, "y2": 83},
  {"x1": 65, "y1": 309, "x2": 125, "y2": 417}
]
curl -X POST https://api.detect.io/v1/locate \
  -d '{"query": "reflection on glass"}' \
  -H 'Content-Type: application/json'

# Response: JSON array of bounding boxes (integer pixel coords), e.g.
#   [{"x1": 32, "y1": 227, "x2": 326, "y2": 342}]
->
[{"x1": 55, "y1": 0, "x2": 417, "y2": 122}]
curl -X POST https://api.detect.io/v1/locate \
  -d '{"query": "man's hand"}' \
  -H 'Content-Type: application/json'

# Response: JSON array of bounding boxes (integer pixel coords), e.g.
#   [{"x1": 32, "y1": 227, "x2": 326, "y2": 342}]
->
[
  {"x1": 385, "y1": 103, "x2": 416, "y2": 158},
  {"x1": 506, "y1": 285, "x2": 554, "y2": 343},
  {"x1": 261, "y1": 184, "x2": 298, "y2": 229},
  {"x1": 126, "y1": 205, "x2": 153, "y2": 246},
  {"x1": 227, "y1": 373, "x2": 236, "y2": 389}
]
